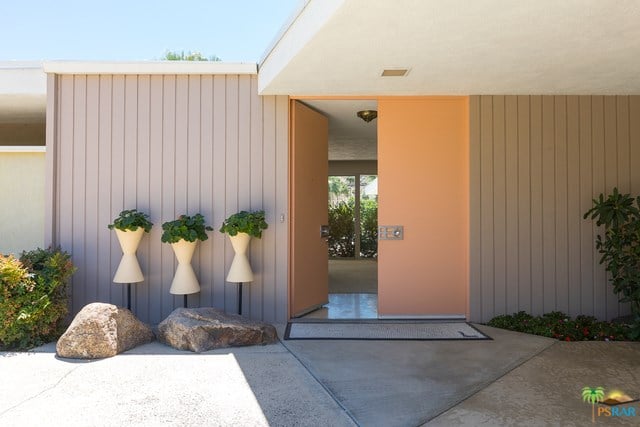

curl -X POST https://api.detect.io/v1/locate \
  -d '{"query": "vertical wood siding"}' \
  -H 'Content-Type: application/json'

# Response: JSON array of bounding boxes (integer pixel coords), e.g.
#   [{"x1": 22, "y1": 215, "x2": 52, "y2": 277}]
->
[
  {"x1": 47, "y1": 74, "x2": 289, "y2": 324},
  {"x1": 470, "y1": 95, "x2": 640, "y2": 322}
]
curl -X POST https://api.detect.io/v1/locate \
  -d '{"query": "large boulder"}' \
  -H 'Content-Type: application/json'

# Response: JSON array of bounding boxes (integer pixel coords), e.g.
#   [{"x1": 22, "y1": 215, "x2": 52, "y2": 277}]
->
[
  {"x1": 56, "y1": 303, "x2": 155, "y2": 359},
  {"x1": 158, "y1": 307, "x2": 277, "y2": 352}
]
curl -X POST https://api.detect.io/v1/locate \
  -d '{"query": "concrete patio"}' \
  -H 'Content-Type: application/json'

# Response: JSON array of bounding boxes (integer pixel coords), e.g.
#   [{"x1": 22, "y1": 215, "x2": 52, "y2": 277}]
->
[{"x1": 1, "y1": 325, "x2": 638, "y2": 426}]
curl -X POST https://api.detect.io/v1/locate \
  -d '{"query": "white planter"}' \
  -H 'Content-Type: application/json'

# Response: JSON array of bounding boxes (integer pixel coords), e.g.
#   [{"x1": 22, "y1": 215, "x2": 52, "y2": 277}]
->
[
  {"x1": 226, "y1": 232, "x2": 254, "y2": 283},
  {"x1": 113, "y1": 228, "x2": 145, "y2": 283},
  {"x1": 169, "y1": 239, "x2": 201, "y2": 295}
]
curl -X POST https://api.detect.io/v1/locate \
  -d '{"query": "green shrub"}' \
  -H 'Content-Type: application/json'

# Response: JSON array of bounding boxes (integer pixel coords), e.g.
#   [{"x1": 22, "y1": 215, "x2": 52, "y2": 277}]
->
[
  {"x1": 328, "y1": 201, "x2": 355, "y2": 257},
  {"x1": 0, "y1": 248, "x2": 76, "y2": 350},
  {"x1": 583, "y1": 188, "x2": 640, "y2": 338},
  {"x1": 360, "y1": 199, "x2": 378, "y2": 258},
  {"x1": 487, "y1": 311, "x2": 633, "y2": 341}
]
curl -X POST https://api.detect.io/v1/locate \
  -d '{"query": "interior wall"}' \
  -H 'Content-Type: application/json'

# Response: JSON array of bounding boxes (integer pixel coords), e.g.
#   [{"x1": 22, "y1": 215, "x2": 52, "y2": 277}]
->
[
  {"x1": 328, "y1": 160, "x2": 377, "y2": 176},
  {"x1": 0, "y1": 151, "x2": 45, "y2": 254},
  {"x1": 470, "y1": 95, "x2": 640, "y2": 322},
  {"x1": 47, "y1": 73, "x2": 289, "y2": 324},
  {"x1": 377, "y1": 97, "x2": 469, "y2": 317}
]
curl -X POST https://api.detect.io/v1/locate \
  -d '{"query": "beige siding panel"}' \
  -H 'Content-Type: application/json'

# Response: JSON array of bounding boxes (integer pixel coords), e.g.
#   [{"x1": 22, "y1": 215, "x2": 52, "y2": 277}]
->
[
  {"x1": 48, "y1": 73, "x2": 288, "y2": 323},
  {"x1": 110, "y1": 75, "x2": 126, "y2": 308},
  {"x1": 97, "y1": 76, "x2": 113, "y2": 305},
  {"x1": 492, "y1": 96, "x2": 507, "y2": 316},
  {"x1": 136, "y1": 75, "x2": 151, "y2": 321},
  {"x1": 505, "y1": 96, "x2": 519, "y2": 314},
  {"x1": 275, "y1": 95, "x2": 289, "y2": 322},
  {"x1": 249, "y1": 76, "x2": 264, "y2": 321},
  {"x1": 469, "y1": 96, "x2": 481, "y2": 320},
  {"x1": 84, "y1": 76, "x2": 100, "y2": 304},
  {"x1": 148, "y1": 75, "x2": 164, "y2": 324},
  {"x1": 591, "y1": 97, "x2": 607, "y2": 320},
  {"x1": 566, "y1": 96, "x2": 581, "y2": 317},
  {"x1": 470, "y1": 95, "x2": 640, "y2": 321},
  {"x1": 554, "y1": 96, "x2": 568, "y2": 314},
  {"x1": 541, "y1": 96, "x2": 556, "y2": 313},
  {"x1": 529, "y1": 96, "x2": 543, "y2": 316},
  {"x1": 516, "y1": 96, "x2": 531, "y2": 313},
  {"x1": 198, "y1": 75, "x2": 214, "y2": 308},
  {"x1": 262, "y1": 96, "x2": 277, "y2": 322},
  {"x1": 72, "y1": 75, "x2": 87, "y2": 311},
  {"x1": 479, "y1": 96, "x2": 494, "y2": 320},
  {"x1": 579, "y1": 96, "x2": 595, "y2": 316}
]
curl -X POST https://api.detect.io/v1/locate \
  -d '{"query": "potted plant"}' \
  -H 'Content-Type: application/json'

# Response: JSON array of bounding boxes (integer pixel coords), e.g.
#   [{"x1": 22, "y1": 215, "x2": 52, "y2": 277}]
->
[
  {"x1": 219, "y1": 211, "x2": 268, "y2": 314},
  {"x1": 219, "y1": 210, "x2": 268, "y2": 239},
  {"x1": 108, "y1": 209, "x2": 153, "y2": 285},
  {"x1": 161, "y1": 214, "x2": 213, "y2": 295}
]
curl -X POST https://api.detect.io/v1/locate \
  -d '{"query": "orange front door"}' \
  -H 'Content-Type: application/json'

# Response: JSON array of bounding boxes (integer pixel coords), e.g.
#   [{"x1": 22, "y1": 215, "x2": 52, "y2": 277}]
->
[
  {"x1": 377, "y1": 97, "x2": 469, "y2": 318},
  {"x1": 290, "y1": 100, "x2": 329, "y2": 317}
]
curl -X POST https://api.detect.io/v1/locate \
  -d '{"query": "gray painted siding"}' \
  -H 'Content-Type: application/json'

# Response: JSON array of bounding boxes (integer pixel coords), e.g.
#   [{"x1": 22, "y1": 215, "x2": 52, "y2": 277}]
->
[
  {"x1": 46, "y1": 74, "x2": 289, "y2": 324},
  {"x1": 470, "y1": 95, "x2": 640, "y2": 322}
]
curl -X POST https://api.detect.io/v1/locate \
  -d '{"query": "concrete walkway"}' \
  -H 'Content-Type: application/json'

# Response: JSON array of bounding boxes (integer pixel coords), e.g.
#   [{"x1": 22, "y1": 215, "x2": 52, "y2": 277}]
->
[{"x1": 1, "y1": 325, "x2": 638, "y2": 426}]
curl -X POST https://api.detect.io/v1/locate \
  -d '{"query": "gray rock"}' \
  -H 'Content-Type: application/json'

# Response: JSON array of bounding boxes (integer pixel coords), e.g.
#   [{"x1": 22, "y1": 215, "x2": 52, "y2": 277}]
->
[
  {"x1": 158, "y1": 307, "x2": 278, "y2": 352},
  {"x1": 56, "y1": 303, "x2": 155, "y2": 359}
]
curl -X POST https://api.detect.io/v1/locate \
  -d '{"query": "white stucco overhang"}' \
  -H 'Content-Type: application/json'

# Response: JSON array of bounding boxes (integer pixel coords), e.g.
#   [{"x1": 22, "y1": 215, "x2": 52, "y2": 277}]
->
[
  {"x1": 0, "y1": 62, "x2": 46, "y2": 123},
  {"x1": 258, "y1": 0, "x2": 640, "y2": 95}
]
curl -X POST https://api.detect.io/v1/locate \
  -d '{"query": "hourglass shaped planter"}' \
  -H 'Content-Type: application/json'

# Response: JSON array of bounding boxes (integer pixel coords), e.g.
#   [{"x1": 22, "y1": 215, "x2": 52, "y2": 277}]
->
[
  {"x1": 226, "y1": 233, "x2": 254, "y2": 283},
  {"x1": 169, "y1": 239, "x2": 201, "y2": 295},
  {"x1": 226, "y1": 232, "x2": 254, "y2": 315},
  {"x1": 113, "y1": 228, "x2": 145, "y2": 284}
]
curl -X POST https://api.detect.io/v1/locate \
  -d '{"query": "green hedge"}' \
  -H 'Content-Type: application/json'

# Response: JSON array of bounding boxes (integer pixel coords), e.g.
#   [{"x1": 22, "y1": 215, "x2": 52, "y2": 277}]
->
[{"x1": 0, "y1": 248, "x2": 76, "y2": 350}]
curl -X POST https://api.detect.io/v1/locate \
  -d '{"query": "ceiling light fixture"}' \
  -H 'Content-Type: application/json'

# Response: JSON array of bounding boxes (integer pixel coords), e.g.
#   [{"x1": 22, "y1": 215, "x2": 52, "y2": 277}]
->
[{"x1": 357, "y1": 110, "x2": 377, "y2": 123}]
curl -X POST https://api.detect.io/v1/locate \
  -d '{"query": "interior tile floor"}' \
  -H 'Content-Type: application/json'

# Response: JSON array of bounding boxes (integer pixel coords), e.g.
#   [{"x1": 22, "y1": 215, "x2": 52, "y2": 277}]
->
[{"x1": 302, "y1": 293, "x2": 378, "y2": 319}]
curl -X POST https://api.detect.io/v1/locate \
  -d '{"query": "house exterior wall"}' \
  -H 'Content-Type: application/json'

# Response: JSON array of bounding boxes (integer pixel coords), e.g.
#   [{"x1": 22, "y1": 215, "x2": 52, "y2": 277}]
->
[
  {"x1": 46, "y1": 73, "x2": 289, "y2": 324},
  {"x1": 0, "y1": 149, "x2": 45, "y2": 254},
  {"x1": 470, "y1": 95, "x2": 640, "y2": 322}
]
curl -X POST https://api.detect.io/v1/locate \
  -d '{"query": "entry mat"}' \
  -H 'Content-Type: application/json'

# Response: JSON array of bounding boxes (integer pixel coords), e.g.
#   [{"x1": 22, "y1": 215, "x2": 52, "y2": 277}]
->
[{"x1": 284, "y1": 321, "x2": 491, "y2": 341}]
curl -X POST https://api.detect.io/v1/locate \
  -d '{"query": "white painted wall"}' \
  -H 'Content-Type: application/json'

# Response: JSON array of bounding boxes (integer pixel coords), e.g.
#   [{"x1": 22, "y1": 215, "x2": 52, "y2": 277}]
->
[{"x1": 0, "y1": 148, "x2": 45, "y2": 254}]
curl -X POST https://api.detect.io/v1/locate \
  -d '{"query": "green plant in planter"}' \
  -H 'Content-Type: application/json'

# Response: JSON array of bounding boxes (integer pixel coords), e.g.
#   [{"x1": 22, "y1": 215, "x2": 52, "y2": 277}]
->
[
  {"x1": 161, "y1": 214, "x2": 213, "y2": 243},
  {"x1": 219, "y1": 210, "x2": 268, "y2": 238},
  {"x1": 108, "y1": 209, "x2": 153, "y2": 233},
  {"x1": 584, "y1": 187, "x2": 640, "y2": 338}
]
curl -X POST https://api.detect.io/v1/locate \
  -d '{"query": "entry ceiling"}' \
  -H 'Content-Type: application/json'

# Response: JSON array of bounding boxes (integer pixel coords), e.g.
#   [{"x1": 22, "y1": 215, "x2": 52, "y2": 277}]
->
[
  {"x1": 259, "y1": 0, "x2": 640, "y2": 95},
  {"x1": 302, "y1": 99, "x2": 377, "y2": 161}
]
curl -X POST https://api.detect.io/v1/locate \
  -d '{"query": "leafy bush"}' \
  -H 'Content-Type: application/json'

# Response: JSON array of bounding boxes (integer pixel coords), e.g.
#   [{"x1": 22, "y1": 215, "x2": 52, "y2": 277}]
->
[
  {"x1": 328, "y1": 199, "x2": 378, "y2": 258},
  {"x1": 161, "y1": 214, "x2": 213, "y2": 243},
  {"x1": 328, "y1": 201, "x2": 355, "y2": 257},
  {"x1": 0, "y1": 248, "x2": 76, "y2": 350},
  {"x1": 219, "y1": 210, "x2": 268, "y2": 238},
  {"x1": 584, "y1": 188, "x2": 640, "y2": 338},
  {"x1": 108, "y1": 209, "x2": 153, "y2": 233},
  {"x1": 487, "y1": 311, "x2": 633, "y2": 341},
  {"x1": 360, "y1": 199, "x2": 378, "y2": 258}
]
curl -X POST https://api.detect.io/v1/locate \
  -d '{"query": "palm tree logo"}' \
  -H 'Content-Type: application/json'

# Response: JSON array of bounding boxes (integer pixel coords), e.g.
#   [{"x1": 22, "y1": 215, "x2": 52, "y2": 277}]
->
[{"x1": 582, "y1": 386, "x2": 605, "y2": 423}]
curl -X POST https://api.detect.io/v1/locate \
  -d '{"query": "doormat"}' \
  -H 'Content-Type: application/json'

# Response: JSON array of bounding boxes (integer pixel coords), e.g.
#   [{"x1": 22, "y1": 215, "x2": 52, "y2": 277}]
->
[{"x1": 284, "y1": 321, "x2": 491, "y2": 341}]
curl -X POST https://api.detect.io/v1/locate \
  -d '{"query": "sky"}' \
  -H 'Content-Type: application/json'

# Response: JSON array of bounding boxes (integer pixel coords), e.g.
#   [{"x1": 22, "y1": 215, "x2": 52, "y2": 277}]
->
[{"x1": 2, "y1": 0, "x2": 301, "y2": 62}]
